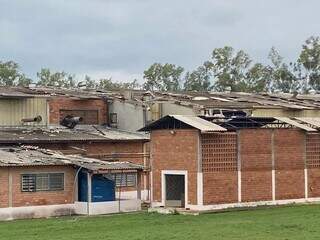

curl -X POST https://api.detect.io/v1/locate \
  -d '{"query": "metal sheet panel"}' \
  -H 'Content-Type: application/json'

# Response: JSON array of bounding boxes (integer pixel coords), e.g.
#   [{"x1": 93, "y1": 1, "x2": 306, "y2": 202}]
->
[
  {"x1": 0, "y1": 98, "x2": 48, "y2": 126},
  {"x1": 170, "y1": 115, "x2": 227, "y2": 132},
  {"x1": 274, "y1": 117, "x2": 317, "y2": 132},
  {"x1": 295, "y1": 118, "x2": 320, "y2": 128}
]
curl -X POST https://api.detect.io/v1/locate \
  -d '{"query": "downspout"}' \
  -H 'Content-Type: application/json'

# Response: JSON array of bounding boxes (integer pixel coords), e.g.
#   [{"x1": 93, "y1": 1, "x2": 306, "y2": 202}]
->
[
  {"x1": 72, "y1": 166, "x2": 83, "y2": 216},
  {"x1": 73, "y1": 167, "x2": 83, "y2": 201}
]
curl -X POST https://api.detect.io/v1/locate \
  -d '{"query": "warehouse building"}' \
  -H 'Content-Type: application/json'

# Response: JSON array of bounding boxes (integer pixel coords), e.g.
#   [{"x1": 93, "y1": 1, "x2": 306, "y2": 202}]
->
[{"x1": 142, "y1": 115, "x2": 320, "y2": 211}]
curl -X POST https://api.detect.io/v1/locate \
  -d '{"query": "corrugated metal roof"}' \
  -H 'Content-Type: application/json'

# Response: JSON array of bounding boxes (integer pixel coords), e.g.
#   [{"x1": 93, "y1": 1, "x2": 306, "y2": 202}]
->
[
  {"x1": 0, "y1": 147, "x2": 144, "y2": 172},
  {"x1": 0, "y1": 126, "x2": 149, "y2": 143},
  {"x1": 295, "y1": 118, "x2": 320, "y2": 128},
  {"x1": 169, "y1": 115, "x2": 227, "y2": 132},
  {"x1": 274, "y1": 117, "x2": 317, "y2": 132}
]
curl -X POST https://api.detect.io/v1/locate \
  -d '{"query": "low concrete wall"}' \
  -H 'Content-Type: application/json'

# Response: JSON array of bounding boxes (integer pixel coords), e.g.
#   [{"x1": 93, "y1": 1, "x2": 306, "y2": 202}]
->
[
  {"x1": 75, "y1": 199, "x2": 142, "y2": 215},
  {"x1": 0, "y1": 204, "x2": 74, "y2": 221},
  {"x1": 116, "y1": 190, "x2": 149, "y2": 201},
  {"x1": 151, "y1": 197, "x2": 320, "y2": 211}
]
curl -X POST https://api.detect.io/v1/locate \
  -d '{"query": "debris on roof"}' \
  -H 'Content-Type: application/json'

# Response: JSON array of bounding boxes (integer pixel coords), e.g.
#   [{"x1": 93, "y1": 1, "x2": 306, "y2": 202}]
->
[
  {"x1": 0, "y1": 146, "x2": 144, "y2": 172},
  {"x1": 141, "y1": 115, "x2": 320, "y2": 132},
  {"x1": 0, "y1": 125, "x2": 149, "y2": 144}
]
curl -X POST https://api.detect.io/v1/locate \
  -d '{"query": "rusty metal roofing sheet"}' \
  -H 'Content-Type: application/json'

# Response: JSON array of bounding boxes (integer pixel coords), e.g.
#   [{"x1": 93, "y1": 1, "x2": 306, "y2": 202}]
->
[
  {"x1": 295, "y1": 118, "x2": 320, "y2": 128},
  {"x1": 274, "y1": 117, "x2": 317, "y2": 132},
  {"x1": 170, "y1": 115, "x2": 227, "y2": 132}
]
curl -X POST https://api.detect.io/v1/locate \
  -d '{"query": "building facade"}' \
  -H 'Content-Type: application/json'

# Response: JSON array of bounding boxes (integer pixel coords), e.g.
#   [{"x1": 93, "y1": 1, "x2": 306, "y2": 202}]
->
[{"x1": 144, "y1": 115, "x2": 320, "y2": 210}]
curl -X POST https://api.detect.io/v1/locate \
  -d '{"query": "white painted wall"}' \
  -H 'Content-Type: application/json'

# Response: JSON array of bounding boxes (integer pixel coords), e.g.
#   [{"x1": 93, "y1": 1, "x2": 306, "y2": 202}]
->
[
  {"x1": 116, "y1": 190, "x2": 149, "y2": 201},
  {"x1": 0, "y1": 204, "x2": 74, "y2": 221},
  {"x1": 109, "y1": 100, "x2": 145, "y2": 132},
  {"x1": 161, "y1": 102, "x2": 196, "y2": 116},
  {"x1": 75, "y1": 200, "x2": 141, "y2": 215}
]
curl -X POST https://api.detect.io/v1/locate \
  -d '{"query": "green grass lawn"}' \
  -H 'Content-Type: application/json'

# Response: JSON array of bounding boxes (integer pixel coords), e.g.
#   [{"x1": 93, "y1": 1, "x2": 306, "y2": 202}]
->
[{"x1": 1, "y1": 204, "x2": 320, "y2": 240}]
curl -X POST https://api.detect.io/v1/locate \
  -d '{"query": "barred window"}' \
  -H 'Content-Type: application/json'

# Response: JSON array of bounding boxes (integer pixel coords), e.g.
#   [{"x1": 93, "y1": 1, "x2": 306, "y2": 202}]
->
[
  {"x1": 105, "y1": 173, "x2": 137, "y2": 187},
  {"x1": 21, "y1": 173, "x2": 64, "y2": 192},
  {"x1": 21, "y1": 174, "x2": 36, "y2": 192}
]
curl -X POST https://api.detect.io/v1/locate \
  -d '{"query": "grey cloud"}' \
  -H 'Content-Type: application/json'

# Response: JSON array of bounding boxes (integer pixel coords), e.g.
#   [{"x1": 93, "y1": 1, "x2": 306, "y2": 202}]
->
[{"x1": 0, "y1": 0, "x2": 320, "y2": 81}]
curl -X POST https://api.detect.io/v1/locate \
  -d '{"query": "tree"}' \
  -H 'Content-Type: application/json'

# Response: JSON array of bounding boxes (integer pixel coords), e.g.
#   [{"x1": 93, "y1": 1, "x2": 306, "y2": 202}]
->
[
  {"x1": 269, "y1": 47, "x2": 301, "y2": 93},
  {"x1": 143, "y1": 63, "x2": 184, "y2": 91},
  {"x1": 17, "y1": 75, "x2": 32, "y2": 87},
  {"x1": 298, "y1": 36, "x2": 320, "y2": 91},
  {"x1": 0, "y1": 60, "x2": 31, "y2": 86},
  {"x1": 245, "y1": 63, "x2": 273, "y2": 92},
  {"x1": 209, "y1": 46, "x2": 252, "y2": 92},
  {"x1": 184, "y1": 61, "x2": 213, "y2": 91},
  {"x1": 84, "y1": 75, "x2": 96, "y2": 89},
  {"x1": 37, "y1": 68, "x2": 76, "y2": 88},
  {"x1": 98, "y1": 77, "x2": 140, "y2": 90}
]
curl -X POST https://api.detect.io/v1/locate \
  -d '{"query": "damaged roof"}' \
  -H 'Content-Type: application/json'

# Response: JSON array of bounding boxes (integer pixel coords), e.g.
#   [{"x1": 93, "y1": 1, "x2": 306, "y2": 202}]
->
[
  {"x1": 0, "y1": 87, "x2": 49, "y2": 98},
  {"x1": 140, "y1": 115, "x2": 227, "y2": 132},
  {"x1": 141, "y1": 115, "x2": 320, "y2": 132},
  {"x1": 119, "y1": 90, "x2": 320, "y2": 111},
  {"x1": 0, "y1": 146, "x2": 144, "y2": 172},
  {"x1": 0, "y1": 125, "x2": 149, "y2": 144},
  {"x1": 4, "y1": 86, "x2": 320, "y2": 111},
  {"x1": 169, "y1": 115, "x2": 226, "y2": 132}
]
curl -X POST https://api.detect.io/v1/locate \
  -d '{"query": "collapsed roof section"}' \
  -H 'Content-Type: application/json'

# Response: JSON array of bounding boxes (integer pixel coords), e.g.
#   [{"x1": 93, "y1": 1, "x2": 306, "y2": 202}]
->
[
  {"x1": 0, "y1": 146, "x2": 144, "y2": 173},
  {"x1": 140, "y1": 115, "x2": 320, "y2": 132}
]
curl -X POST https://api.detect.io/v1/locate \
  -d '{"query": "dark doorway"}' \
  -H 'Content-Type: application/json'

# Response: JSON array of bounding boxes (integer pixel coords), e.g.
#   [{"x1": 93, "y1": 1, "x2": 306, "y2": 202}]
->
[{"x1": 165, "y1": 174, "x2": 185, "y2": 207}]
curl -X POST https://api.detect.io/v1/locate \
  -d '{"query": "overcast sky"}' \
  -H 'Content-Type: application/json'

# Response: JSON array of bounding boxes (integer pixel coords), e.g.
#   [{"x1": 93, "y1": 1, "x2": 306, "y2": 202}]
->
[{"x1": 1, "y1": 0, "x2": 319, "y2": 82}]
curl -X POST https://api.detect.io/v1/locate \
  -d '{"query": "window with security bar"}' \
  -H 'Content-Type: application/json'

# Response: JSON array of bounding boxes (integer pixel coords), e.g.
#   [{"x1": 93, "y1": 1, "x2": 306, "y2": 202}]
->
[
  {"x1": 104, "y1": 173, "x2": 137, "y2": 187},
  {"x1": 21, "y1": 173, "x2": 64, "y2": 192}
]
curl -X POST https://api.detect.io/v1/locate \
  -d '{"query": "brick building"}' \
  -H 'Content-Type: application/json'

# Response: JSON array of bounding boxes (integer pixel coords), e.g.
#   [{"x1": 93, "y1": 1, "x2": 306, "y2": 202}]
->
[
  {"x1": 0, "y1": 126, "x2": 150, "y2": 200},
  {"x1": 0, "y1": 147, "x2": 143, "y2": 220},
  {"x1": 141, "y1": 115, "x2": 320, "y2": 210}
]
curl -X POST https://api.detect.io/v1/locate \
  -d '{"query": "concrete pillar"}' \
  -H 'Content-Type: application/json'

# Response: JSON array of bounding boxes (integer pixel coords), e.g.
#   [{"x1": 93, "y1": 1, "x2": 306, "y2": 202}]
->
[
  {"x1": 143, "y1": 142, "x2": 148, "y2": 201},
  {"x1": 304, "y1": 133, "x2": 308, "y2": 199},
  {"x1": 197, "y1": 133, "x2": 203, "y2": 206},
  {"x1": 8, "y1": 168, "x2": 12, "y2": 207},
  {"x1": 237, "y1": 131, "x2": 242, "y2": 203},
  {"x1": 87, "y1": 172, "x2": 92, "y2": 215},
  {"x1": 271, "y1": 130, "x2": 276, "y2": 201},
  {"x1": 137, "y1": 172, "x2": 142, "y2": 200}
]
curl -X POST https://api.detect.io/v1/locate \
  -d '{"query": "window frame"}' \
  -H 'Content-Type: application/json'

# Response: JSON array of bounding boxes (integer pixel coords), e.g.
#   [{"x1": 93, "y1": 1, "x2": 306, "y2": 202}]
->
[
  {"x1": 21, "y1": 172, "x2": 65, "y2": 192},
  {"x1": 105, "y1": 172, "x2": 137, "y2": 187},
  {"x1": 109, "y1": 113, "x2": 118, "y2": 124}
]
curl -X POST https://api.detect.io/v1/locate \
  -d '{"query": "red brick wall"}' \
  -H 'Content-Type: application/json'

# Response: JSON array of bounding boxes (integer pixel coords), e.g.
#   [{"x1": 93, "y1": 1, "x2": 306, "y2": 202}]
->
[
  {"x1": 151, "y1": 129, "x2": 199, "y2": 205},
  {"x1": 308, "y1": 169, "x2": 320, "y2": 197},
  {"x1": 0, "y1": 168, "x2": 9, "y2": 207},
  {"x1": 49, "y1": 97, "x2": 107, "y2": 125},
  {"x1": 274, "y1": 129, "x2": 305, "y2": 200},
  {"x1": 0, "y1": 166, "x2": 75, "y2": 208},
  {"x1": 202, "y1": 133, "x2": 238, "y2": 204},
  {"x1": 240, "y1": 129, "x2": 272, "y2": 202},
  {"x1": 306, "y1": 133, "x2": 320, "y2": 197},
  {"x1": 201, "y1": 129, "x2": 307, "y2": 205},
  {"x1": 203, "y1": 172, "x2": 238, "y2": 204}
]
